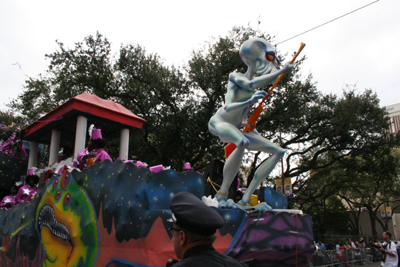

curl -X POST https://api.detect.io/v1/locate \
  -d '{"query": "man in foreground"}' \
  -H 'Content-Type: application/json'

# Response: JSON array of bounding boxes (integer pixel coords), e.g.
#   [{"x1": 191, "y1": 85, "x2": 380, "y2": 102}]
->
[
  {"x1": 167, "y1": 191, "x2": 248, "y2": 267},
  {"x1": 378, "y1": 231, "x2": 398, "y2": 267}
]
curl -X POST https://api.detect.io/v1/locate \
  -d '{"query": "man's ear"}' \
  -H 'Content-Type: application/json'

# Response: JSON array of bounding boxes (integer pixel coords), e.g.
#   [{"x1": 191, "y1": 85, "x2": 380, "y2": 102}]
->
[{"x1": 179, "y1": 231, "x2": 187, "y2": 246}]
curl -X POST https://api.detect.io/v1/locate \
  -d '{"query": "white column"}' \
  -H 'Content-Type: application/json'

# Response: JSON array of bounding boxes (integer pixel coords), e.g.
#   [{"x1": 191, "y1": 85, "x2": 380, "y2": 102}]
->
[
  {"x1": 119, "y1": 128, "x2": 130, "y2": 160},
  {"x1": 74, "y1": 116, "x2": 87, "y2": 159},
  {"x1": 49, "y1": 129, "x2": 61, "y2": 166},
  {"x1": 27, "y1": 141, "x2": 38, "y2": 171}
]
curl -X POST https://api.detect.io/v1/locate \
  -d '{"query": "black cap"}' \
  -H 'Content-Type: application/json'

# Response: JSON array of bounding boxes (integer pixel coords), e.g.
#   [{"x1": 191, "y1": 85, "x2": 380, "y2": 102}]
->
[{"x1": 170, "y1": 192, "x2": 224, "y2": 236}]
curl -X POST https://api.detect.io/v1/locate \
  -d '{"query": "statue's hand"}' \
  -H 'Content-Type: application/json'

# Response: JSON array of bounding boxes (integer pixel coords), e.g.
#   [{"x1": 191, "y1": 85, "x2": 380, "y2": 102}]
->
[
  {"x1": 248, "y1": 91, "x2": 268, "y2": 105},
  {"x1": 283, "y1": 62, "x2": 295, "y2": 73}
]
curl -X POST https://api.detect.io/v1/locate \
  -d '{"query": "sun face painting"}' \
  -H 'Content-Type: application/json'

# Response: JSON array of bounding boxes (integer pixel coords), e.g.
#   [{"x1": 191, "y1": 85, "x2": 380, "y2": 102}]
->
[{"x1": 35, "y1": 171, "x2": 100, "y2": 267}]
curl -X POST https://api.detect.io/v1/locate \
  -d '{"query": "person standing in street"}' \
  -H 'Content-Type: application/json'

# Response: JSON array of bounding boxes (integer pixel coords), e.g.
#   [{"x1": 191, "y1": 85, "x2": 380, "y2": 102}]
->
[
  {"x1": 316, "y1": 240, "x2": 326, "y2": 251},
  {"x1": 377, "y1": 231, "x2": 398, "y2": 267}
]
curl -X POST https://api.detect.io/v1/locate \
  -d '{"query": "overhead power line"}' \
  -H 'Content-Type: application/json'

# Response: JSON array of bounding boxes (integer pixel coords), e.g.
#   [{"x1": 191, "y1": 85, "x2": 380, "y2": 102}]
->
[{"x1": 276, "y1": 0, "x2": 380, "y2": 45}]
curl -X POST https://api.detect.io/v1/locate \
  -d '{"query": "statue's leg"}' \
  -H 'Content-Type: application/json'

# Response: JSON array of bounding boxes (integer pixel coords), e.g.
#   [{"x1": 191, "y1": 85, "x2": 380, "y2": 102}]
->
[
  {"x1": 209, "y1": 121, "x2": 249, "y2": 202},
  {"x1": 216, "y1": 141, "x2": 246, "y2": 201},
  {"x1": 240, "y1": 132, "x2": 285, "y2": 204}
]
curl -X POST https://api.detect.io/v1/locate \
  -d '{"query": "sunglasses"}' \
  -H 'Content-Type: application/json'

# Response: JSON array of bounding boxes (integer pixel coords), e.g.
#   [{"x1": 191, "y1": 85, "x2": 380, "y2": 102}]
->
[{"x1": 169, "y1": 226, "x2": 185, "y2": 234}]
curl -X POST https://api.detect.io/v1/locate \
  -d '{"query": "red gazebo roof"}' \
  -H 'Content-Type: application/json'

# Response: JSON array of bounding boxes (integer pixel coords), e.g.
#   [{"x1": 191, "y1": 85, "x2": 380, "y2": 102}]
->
[{"x1": 23, "y1": 92, "x2": 146, "y2": 146}]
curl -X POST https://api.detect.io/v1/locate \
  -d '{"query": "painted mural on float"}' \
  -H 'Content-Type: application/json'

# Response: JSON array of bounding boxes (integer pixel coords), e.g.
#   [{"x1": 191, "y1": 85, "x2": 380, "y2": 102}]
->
[{"x1": 0, "y1": 160, "x2": 314, "y2": 267}]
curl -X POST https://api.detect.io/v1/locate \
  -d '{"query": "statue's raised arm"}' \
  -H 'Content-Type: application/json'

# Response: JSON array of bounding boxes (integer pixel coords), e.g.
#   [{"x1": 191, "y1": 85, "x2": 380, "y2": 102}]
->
[{"x1": 208, "y1": 38, "x2": 293, "y2": 210}]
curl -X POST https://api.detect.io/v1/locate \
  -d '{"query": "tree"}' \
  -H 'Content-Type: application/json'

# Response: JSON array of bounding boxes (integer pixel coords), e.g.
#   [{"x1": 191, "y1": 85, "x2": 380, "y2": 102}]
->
[
  {"x1": 293, "y1": 155, "x2": 354, "y2": 238},
  {"x1": 0, "y1": 110, "x2": 23, "y2": 126},
  {"x1": 186, "y1": 27, "x2": 393, "y2": 186},
  {"x1": 295, "y1": 132, "x2": 400, "y2": 237},
  {"x1": 7, "y1": 27, "x2": 277, "y2": 170},
  {"x1": 337, "y1": 139, "x2": 400, "y2": 236},
  {"x1": 257, "y1": 85, "x2": 391, "y2": 182},
  {"x1": 7, "y1": 27, "x2": 396, "y2": 181},
  {"x1": 9, "y1": 32, "x2": 115, "y2": 119},
  {"x1": 8, "y1": 32, "x2": 193, "y2": 169},
  {"x1": 114, "y1": 43, "x2": 190, "y2": 168}
]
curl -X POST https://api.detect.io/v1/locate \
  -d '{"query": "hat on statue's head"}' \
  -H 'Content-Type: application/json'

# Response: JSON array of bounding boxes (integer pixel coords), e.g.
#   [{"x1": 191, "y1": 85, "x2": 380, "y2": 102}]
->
[
  {"x1": 89, "y1": 125, "x2": 106, "y2": 148},
  {"x1": 91, "y1": 128, "x2": 102, "y2": 140}
]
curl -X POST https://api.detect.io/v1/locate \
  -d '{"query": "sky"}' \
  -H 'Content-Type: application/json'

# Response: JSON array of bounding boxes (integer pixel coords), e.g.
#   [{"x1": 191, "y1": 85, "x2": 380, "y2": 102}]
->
[{"x1": 1, "y1": 0, "x2": 399, "y2": 111}]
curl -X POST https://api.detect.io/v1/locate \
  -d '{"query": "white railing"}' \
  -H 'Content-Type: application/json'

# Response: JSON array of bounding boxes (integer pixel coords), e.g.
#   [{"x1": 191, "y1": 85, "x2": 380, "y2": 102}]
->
[{"x1": 309, "y1": 248, "x2": 381, "y2": 266}]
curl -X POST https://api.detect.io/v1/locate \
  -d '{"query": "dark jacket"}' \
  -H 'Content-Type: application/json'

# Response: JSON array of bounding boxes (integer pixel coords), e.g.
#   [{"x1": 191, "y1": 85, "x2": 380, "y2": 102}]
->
[{"x1": 173, "y1": 244, "x2": 248, "y2": 267}]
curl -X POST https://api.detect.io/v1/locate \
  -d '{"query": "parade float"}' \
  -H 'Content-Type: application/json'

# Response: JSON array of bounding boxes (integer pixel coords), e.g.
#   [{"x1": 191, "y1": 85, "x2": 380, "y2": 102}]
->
[{"x1": 0, "y1": 38, "x2": 315, "y2": 267}]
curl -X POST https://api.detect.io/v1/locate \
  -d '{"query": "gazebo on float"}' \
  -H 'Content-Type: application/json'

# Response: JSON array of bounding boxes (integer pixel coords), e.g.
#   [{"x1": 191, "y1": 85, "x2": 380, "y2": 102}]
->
[{"x1": 23, "y1": 92, "x2": 146, "y2": 170}]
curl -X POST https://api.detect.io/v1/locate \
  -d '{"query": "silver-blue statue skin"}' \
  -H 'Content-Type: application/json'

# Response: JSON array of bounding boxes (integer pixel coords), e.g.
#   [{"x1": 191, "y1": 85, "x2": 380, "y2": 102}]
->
[{"x1": 208, "y1": 38, "x2": 294, "y2": 210}]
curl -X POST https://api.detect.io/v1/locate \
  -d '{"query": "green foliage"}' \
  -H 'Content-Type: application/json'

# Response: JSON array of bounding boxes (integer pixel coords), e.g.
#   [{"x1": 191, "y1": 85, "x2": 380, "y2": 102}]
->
[
  {"x1": 0, "y1": 110, "x2": 22, "y2": 126},
  {"x1": 9, "y1": 33, "x2": 115, "y2": 118},
  {"x1": 8, "y1": 32, "x2": 193, "y2": 169},
  {"x1": 5, "y1": 25, "x2": 398, "y2": 197},
  {"x1": 0, "y1": 110, "x2": 26, "y2": 142},
  {"x1": 260, "y1": 84, "x2": 390, "y2": 178},
  {"x1": 113, "y1": 43, "x2": 190, "y2": 168},
  {"x1": 295, "y1": 132, "x2": 400, "y2": 237}
]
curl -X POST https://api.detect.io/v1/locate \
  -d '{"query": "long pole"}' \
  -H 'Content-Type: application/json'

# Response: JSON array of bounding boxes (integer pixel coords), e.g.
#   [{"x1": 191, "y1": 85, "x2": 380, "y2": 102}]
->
[
  {"x1": 225, "y1": 42, "x2": 306, "y2": 159},
  {"x1": 243, "y1": 42, "x2": 306, "y2": 133}
]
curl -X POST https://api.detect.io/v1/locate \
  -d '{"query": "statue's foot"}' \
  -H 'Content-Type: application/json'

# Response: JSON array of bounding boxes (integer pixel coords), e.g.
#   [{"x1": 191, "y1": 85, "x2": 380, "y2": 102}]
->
[
  {"x1": 217, "y1": 198, "x2": 235, "y2": 209},
  {"x1": 215, "y1": 192, "x2": 228, "y2": 202},
  {"x1": 232, "y1": 200, "x2": 272, "y2": 211},
  {"x1": 231, "y1": 200, "x2": 251, "y2": 210},
  {"x1": 251, "y1": 202, "x2": 272, "y2": 211}
]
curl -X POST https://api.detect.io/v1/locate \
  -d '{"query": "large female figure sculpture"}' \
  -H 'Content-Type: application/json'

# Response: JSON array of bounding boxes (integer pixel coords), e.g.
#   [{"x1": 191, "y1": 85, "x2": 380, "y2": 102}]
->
[{"x1": 208, "y1": 38, "x2": 294, "y2": 210}]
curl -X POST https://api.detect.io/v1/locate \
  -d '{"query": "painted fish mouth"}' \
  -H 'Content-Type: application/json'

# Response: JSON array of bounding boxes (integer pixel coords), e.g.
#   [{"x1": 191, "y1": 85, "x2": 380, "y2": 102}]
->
[{"x1": 38, "y1": 205, "x2": 71, "y2": 242}]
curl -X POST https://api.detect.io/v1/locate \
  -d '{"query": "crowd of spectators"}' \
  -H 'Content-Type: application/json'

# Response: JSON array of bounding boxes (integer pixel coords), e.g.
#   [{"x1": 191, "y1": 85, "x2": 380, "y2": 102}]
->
[
  {"x1": 313, "y1": 234, "x2": 400, "y2": 266},
  {"x1": 313, "y1": 237, "x2": 372, "y2": 265}
]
